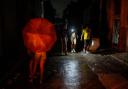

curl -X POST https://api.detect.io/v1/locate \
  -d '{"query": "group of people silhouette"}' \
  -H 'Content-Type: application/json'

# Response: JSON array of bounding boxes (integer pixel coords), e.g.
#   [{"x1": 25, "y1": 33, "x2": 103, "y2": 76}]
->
[
  {"x1": 60, "y1": 24, "x2": 92, "y2": 54},
  {"x1": 23, "y1": 18, "x2": 92, "y2": 84}
]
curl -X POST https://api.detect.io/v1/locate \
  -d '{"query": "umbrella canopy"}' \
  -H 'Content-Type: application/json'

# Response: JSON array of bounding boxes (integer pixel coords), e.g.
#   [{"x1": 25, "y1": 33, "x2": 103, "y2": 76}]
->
[{"x1": 23, "y1": 18, "x2": 57, "y2": 52}]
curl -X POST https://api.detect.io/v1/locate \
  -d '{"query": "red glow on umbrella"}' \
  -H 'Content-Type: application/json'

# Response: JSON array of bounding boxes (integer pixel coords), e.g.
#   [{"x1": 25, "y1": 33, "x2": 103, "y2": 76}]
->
[{"x1": 23, "y1": 18, "x2": 56, "y2": 53}]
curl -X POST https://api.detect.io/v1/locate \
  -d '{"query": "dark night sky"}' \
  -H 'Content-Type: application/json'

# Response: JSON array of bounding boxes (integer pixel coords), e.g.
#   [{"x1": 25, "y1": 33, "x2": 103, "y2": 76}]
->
[{"x1": 51, "y1": 0, "x2": 77, "y2": 17}]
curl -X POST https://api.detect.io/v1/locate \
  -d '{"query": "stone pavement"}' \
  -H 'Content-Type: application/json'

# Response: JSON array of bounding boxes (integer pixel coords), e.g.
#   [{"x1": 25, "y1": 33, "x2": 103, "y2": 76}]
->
[
  {"x1": 111, "y1": 52, "x2": 128, "y2": 66},
  {"x1": 77, "y1": 52, "x2": 128, "y2": 89},
  {"x1": 1, "y1": 52, "x2": 128, "y2": 89}
]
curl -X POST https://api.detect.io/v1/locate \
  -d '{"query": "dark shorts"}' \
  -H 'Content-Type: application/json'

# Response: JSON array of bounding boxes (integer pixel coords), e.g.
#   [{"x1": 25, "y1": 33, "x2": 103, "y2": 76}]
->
[{"x1": 84, "y1": 39, "x2": 91, "y2": 46}]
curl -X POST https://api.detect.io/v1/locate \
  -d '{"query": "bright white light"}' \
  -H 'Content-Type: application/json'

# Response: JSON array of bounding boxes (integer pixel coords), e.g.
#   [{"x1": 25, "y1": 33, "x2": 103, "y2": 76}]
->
[
  {"x1": 71, "y1": 28, "x2": 75, "y2": 32},
  {"x1": 91, "y1": 40, "x2": 94, "y2": 46}
]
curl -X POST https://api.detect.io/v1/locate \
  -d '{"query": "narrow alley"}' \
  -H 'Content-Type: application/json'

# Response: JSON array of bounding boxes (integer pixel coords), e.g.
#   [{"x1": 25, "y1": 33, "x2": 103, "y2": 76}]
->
[{"x1": 1, "y1": 52, "x2": 128, "y2": 89}]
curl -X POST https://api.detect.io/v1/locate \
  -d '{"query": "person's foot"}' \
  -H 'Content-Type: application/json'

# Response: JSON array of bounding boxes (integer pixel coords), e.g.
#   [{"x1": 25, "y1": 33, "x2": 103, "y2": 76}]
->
[
  {"x1": 73, "y1": 49, "x2": 76, "y2": 53},
  {"x1": 65, "y1": 52, "x2": 67, "y2": 55},
  {"x1": 83, "y1": 49, "x2": 85, "y2": 52},
  {"x1": 28, "y1": 74, "x2": 34, "y2": 83},
  {"x1": 40, "y1": 80, "x2": 42, "y2": 84},
  {"x1": 86, "y1": 50, "x2": 90, "y2": 54},
  {"x1": 71, "y1": 49, "x2": 73, "y2": 53},
  {"x1": 61, "y1": 52, "x2": 65, "y2": 55}
]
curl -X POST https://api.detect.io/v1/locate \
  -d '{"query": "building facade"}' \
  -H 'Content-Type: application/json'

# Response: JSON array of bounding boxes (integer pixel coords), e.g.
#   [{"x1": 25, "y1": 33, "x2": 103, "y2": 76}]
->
[{"x1": 107, "y1": 0, "x2": 128, "y2": 51}]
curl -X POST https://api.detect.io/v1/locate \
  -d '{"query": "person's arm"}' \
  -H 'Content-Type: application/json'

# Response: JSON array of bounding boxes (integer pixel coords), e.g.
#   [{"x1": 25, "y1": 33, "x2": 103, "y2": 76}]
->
[{"x1": 81, "y1": 30, "x2": 83, "y2": 40}]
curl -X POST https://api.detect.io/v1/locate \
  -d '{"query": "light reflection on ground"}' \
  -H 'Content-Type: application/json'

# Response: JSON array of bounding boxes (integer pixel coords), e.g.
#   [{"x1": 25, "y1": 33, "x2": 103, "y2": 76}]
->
[{"x1": 63, "y1": 60, "x2": 80, "y2": 87}]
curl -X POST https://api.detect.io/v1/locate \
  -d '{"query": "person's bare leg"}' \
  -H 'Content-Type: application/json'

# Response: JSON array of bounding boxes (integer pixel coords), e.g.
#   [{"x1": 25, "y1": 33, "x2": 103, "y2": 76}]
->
[
  {"x1": 33, "y1": 59, "x2": 38, "y2": 77},
  {"x1": 61, "y1": 38, "x2": 64, "y2": 54},
  {"x1": 28, "y1": 51, "x2": 34, "y2": 81},
  {"x1": 71, "y1": 43, "x2": 73, "y2": 52},
  {"x1": 39, "y1": 59, "x2": 45, "y2": 84},
  {"x1": 84, "y1": 40, "x2": 87, "y2": 53},
  {"x1": 40, "y1": 52, "x2": 46, "y2": 84},
  {"x1": 31, "y1": 52, "x2": 40, "y2": 81},
  {"x1": 28, "y1": 58, "x2": 34, "y2": 83},
  {"x1": 73, "y1": 38, "x2": 76, "y2": 52}
]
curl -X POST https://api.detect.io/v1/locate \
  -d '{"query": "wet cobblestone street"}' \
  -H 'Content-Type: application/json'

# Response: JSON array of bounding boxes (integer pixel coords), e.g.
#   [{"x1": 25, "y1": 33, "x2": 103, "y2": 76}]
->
[{"x1": 1, "y1": 52, "x2": 128, "y2": 89}]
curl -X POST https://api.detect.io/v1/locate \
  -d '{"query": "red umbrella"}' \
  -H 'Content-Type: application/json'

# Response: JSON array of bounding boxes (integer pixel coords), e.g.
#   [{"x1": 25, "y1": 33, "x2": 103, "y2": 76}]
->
[{"x1": 23, "y1": 18, "x2": 57, "y2": 53}]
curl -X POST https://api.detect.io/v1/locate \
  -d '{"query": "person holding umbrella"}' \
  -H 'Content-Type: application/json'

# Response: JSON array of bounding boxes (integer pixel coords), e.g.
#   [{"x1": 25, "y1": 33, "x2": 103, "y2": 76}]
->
[{"x1": 22, "y1": 18, "x2": 57, "y2": 84}]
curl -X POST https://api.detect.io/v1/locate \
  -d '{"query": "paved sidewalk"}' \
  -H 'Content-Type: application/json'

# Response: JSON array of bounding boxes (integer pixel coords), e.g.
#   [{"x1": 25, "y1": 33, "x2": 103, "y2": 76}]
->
[
  {"x1": 111, "y1": 52, "x2": 128, "y2": 65},
  {"x1": 1, "y1": 52, "x2": 128, "y2": 89},
  {"x1": 80, "y1": 53, "x2": 128, "y2": 89}
]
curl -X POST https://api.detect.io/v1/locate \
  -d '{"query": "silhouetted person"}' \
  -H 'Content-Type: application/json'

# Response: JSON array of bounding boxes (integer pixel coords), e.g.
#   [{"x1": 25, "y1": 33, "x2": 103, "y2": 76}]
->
[
  {"x1": 70, "y1": 28, "x2": 77, "y2": 53},
  {"x1": 22, "y1": 18, "x2": 56, "y2": 84},
  {"x1": 61, "y1": 24, "x2": 68, "y2": 55},
  {"x1": 81, "y1": 26, "x2": 91, "y2": 53}
]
